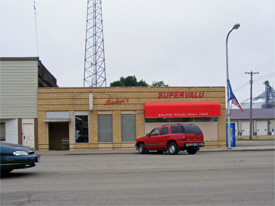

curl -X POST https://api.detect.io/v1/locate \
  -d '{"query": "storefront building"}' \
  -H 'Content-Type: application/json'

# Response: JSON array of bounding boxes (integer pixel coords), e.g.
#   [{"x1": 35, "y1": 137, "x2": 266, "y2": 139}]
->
[
  {"x1": 38, "y1": 87, "x2": 226, "y2": 151},
  {"x1": 0, "y1": 57, "x2": 57, "y2": 150}
]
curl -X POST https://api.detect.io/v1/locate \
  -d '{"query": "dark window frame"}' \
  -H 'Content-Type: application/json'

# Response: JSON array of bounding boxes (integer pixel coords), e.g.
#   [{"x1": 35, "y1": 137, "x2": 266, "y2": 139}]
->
[
  {"x1": 0, "y1": 122, "x2": 5, "y2": 141},
  {"x1": 75, "y1": 115, "x2": 89, "y2": 143}
]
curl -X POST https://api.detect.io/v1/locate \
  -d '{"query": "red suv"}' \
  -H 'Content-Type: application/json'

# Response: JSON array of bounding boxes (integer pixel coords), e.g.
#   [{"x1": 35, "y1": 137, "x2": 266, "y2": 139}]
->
[{"x1": 135, "y1": 124, "x2": 205, "y2": 155}]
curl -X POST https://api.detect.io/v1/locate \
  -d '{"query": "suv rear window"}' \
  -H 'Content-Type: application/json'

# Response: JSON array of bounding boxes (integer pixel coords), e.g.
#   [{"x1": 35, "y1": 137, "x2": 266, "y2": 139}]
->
[
  {"x1": 183, "y1": 125, "x2": 202, "y2": 134},
  {"x1": 170, "y1": 125, "x2": 183, "y2": 134}
]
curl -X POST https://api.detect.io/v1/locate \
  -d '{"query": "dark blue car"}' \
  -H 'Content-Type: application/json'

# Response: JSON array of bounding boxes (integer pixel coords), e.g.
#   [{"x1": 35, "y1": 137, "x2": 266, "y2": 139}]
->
[{"x1": 0, "y1": 142, "x2": 40, "y2": 174}]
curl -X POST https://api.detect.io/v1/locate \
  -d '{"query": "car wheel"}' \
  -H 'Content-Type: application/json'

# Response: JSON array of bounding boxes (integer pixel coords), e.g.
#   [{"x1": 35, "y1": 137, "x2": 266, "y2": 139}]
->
[
  {"x1": 168, "y1": 142, "x2": 178, "y2": 155},
  {"x1": 187, "y1": 148, "x2": 197, "y2": 154},
  {"x1": 138, "y1": 143, "x2": 146, "y2": 154}
]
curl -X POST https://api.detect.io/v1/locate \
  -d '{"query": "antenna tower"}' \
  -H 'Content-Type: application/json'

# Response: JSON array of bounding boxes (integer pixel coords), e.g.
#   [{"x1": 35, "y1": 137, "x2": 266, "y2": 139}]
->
[{"x1": 84, "y1": 0, "x2": 107, "y2": 87}]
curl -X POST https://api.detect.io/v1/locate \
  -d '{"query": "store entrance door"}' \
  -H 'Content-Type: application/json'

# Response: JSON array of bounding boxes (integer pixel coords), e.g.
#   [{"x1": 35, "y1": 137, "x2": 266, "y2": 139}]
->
[{"x1": 49, "y1": 122, "x2": 69, "y2": 150}]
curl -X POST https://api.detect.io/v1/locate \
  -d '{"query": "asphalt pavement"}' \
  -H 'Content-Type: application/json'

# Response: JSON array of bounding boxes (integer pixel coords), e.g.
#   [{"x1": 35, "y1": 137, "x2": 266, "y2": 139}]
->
[
  {"x1": 36, "y1": 139, "x2": 275, "y2": 156},
  {"x1": 3, "y1": 149, "x2": 274, "y2": 206}
]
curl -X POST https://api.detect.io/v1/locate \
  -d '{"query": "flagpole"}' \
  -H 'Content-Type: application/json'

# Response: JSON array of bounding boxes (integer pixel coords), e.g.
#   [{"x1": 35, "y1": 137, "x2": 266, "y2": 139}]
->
[{"x1": 226, "y1": 24, "x2": 240, "y2": 149}]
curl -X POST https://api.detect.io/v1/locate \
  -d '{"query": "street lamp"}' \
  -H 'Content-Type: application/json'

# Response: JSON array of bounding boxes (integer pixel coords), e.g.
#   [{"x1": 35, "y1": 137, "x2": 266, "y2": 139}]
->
[{"x1": 226, "y1": 23, "x2": 240, "y2": 149}]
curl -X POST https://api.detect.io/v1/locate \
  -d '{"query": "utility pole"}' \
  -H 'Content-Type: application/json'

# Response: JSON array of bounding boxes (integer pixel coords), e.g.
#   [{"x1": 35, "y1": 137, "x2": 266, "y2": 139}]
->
[{"x1": 245, "y1": 71, "x2": 259, "y2": 139}]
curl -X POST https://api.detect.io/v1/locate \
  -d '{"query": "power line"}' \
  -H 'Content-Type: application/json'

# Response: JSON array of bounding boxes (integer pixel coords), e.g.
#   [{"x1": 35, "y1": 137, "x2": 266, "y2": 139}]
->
[
  {"x1": 234, "y1": 72, "x2": 275, "y2": 92},
  {"x1": 234, "y1": 82, "x2": 249, "y2": 92},
  {"x1": 231, "y1": 59, "x2": 275, "y2": 93},
  {"x1": 231, "y1": 59, "x2": 274, "y2": 85},
  {"x1": 254, "y1": 72, "x2": 275, "y2": 82}
]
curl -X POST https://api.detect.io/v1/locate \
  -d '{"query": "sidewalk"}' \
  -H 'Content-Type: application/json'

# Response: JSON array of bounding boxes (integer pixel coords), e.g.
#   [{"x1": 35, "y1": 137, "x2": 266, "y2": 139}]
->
[
  {"x1": 36, "y1": 140, "x2": 275, "y2": 156},
  {"x1": 200, "y1": 139, "x2": 275, "y2": 152}
]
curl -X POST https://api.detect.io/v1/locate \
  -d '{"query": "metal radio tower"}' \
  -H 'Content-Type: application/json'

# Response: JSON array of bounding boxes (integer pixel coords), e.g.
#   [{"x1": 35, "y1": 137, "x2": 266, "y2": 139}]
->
[{"x1": 84, "y1": 0, "x2": 107, "y2": 87}]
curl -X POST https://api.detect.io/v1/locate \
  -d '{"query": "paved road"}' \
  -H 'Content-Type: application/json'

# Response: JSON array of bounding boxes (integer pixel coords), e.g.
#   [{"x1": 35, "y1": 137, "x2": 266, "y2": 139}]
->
[{"x1": 1, "y1": 151, "x2": 274, "y2": 206}]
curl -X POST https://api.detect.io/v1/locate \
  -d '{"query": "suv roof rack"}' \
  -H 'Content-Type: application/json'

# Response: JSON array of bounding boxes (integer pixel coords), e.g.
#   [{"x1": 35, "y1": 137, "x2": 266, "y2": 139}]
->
[{"x1": 161, "y1": 123, "x2": 192, "y2": 127}]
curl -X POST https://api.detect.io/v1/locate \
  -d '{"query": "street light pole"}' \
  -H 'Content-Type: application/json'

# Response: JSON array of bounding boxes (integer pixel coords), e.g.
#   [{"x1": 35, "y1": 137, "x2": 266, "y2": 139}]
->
[{"x1": 226, "y1": 23, "x2": 240, "y2": 149}]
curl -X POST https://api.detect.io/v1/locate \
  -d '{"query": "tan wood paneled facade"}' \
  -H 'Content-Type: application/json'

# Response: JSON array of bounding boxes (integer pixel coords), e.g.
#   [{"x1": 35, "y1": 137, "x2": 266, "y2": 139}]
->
[{"x1": 38, "y1": 87, "x2": 226, "y2": 151}]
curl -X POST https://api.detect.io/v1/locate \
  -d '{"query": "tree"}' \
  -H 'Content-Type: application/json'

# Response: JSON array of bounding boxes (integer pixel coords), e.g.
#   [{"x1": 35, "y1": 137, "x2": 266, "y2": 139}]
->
[
  {"x1": 109, "y1": 80, "x2": 123, "y2": 87},
  {"x1": 152, "y1": 81, "x2": 169, "y2": 87},
  {"x1": 137, "y1": 79, "x2": 149, "y2": 86},
  {"x1": 110, "y1": 76, "x2": 149, "y2": 87},
  {"x1": 110, "y1": 76, "x2": 168, "y2": 87}
]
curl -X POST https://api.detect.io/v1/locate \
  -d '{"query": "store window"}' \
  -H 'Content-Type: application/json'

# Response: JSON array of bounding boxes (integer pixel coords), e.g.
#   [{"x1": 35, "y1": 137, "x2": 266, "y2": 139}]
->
[
  {"x1": 145, "y1": 118, "x2": 193, "y2": 123},
  {"x1": 194, "y1": 117, "x2": 218, "y2": 122},
  {"x1": 75, "y1": 115, "x2": 89, "y2": 143},
  {"x1": 98, "y1": 114, "x2": 113, "y2": 142},
  {"x1": 0, "y1": 123, "x2": 5, "y2": 141},
  {"x1": 145, "y1": 117, "x2": 217, "y2": 123},
  {"x1": 121, "y1": 114, "x2": 136, "y2": 142}
]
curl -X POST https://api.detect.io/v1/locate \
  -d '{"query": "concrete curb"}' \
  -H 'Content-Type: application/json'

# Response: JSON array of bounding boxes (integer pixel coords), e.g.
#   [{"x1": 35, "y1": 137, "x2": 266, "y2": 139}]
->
[{"x1": 200, "y1": 146, "x2": 275, "y2": 152}]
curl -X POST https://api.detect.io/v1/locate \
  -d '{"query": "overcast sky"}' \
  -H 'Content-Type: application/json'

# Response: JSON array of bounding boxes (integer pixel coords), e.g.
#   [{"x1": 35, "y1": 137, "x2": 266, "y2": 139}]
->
[{"x1": 1, "y1": 0, "x2": 274, "y2": 103}]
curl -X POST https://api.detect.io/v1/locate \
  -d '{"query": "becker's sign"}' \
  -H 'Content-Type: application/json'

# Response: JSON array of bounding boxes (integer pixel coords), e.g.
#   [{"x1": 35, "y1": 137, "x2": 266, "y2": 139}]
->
[{"x1": 158, "y1": 92, "x2": 204, "y2": 98}]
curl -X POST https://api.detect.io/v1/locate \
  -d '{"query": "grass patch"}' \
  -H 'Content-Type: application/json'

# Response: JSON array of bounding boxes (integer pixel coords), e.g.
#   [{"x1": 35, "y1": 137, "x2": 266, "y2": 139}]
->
[{"x1": 237, "y1": 139, "x2": 275, "y2": 141}]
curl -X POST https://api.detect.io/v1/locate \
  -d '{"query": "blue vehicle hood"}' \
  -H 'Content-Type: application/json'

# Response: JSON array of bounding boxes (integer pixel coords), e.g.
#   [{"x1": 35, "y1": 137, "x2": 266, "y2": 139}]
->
[{"x1": 0, "y1": 142, "x2": 33, "y2": 153}]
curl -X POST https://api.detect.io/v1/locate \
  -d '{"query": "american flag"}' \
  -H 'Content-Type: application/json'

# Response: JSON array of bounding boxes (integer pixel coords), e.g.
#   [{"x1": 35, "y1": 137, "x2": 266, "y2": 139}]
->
[
  {"x1": 231, "y1": 93, "x2": 244, "y2": 114},
  {"x1": 228, "y1": 80, "x2": 244, "y2": 115}
]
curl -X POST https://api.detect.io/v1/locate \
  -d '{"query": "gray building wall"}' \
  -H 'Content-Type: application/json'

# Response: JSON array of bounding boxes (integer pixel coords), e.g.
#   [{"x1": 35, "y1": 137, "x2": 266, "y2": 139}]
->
[{"x1": 0, "y1": 58, "x2": 38, "y2": 119}]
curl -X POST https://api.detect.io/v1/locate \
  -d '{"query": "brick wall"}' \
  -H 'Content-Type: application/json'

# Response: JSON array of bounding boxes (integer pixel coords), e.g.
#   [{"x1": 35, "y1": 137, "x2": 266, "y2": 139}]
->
[{"x1": 38, "y1": 87, "x2": 226, "y2": 150}]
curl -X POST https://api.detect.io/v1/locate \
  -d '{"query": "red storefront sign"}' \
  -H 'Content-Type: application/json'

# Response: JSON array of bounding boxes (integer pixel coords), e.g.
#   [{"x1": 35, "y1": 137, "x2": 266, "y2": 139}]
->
[
  {"x1": 158, "y1": 92, "x2": 204, "y2": 98},
  {"x1": 144, "y1": 102, "x2": 220, "y2": 118}
]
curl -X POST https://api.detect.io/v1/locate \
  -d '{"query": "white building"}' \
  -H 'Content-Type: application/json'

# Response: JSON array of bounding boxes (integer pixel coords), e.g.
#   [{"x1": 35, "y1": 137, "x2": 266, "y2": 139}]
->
[
  {"x1": 241, "y1": 99, "x2": 266, "y2": 109},
  {"x1": 231, "y1": 108, "x2": 275, "y2": 138}
]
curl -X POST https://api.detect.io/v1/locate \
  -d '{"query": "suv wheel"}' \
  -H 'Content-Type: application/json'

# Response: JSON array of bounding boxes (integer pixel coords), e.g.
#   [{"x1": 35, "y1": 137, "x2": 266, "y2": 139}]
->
[
  {"x1": 168, "y1": 142, "x2": 178, "y2": 155},
  {"x1": 138, "y1": 143, "x2": 146, "y2": 154},
  {"x1": 187, "y1": 148, "x2": 197, "y2": 155}
]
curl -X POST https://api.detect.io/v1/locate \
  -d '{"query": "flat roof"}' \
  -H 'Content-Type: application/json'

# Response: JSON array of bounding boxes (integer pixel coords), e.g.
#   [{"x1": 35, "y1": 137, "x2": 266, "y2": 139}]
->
[
  {"x1": 0, "y1": 57, "x2": 39, "y2": 61},
  {"x1": 231, "y1": 108, "x2": 275, "y2": 120}
]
